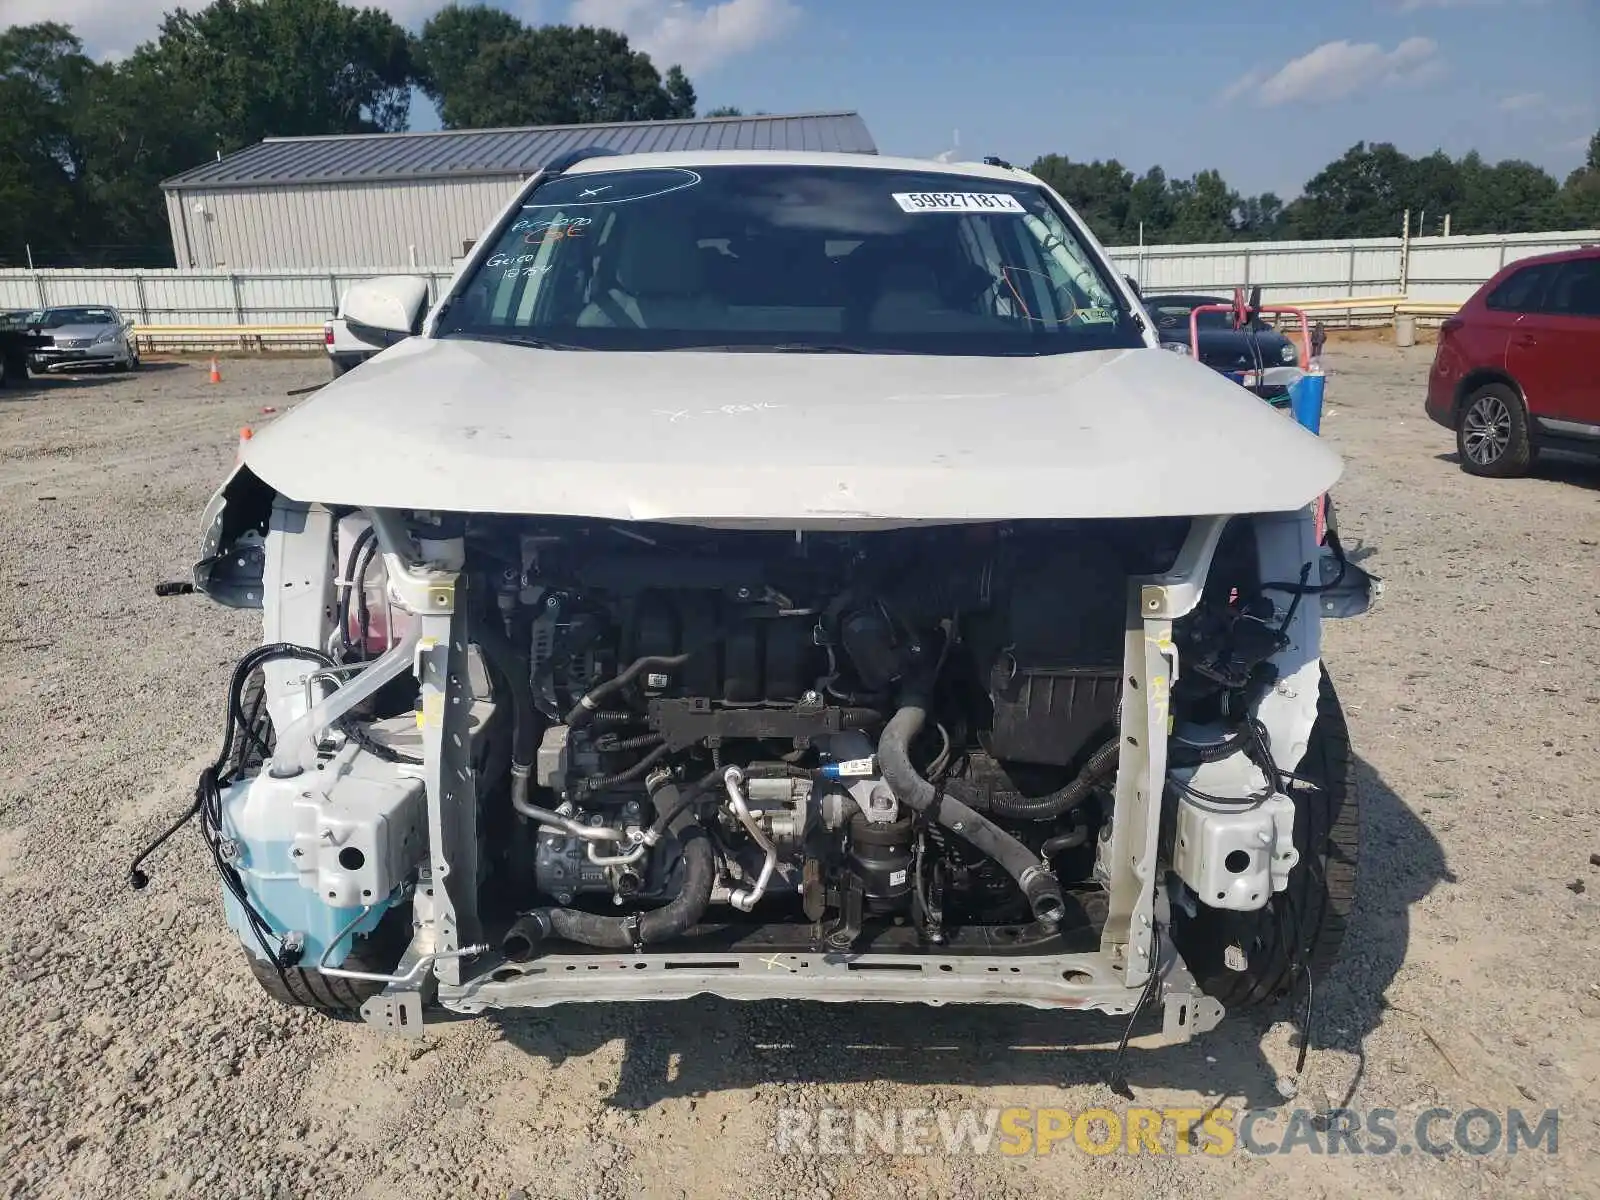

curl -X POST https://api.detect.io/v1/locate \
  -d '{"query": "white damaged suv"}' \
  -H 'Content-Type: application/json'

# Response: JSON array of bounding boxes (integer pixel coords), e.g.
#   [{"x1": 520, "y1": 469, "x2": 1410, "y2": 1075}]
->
[{"x1": 143, "y1": 149, "x2": 1374, "y2": 1048}]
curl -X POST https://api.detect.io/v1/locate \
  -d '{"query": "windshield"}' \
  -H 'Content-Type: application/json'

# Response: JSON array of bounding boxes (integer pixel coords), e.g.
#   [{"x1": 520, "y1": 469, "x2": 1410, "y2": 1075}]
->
[
  {"x1": 32, "y1": 307, "x2": 117, "y2": 328},
  {"x1": 1150, "y1": 301, "x2": 1270, "y2": 334},
  {"x1": 436, "y1": 164, "x2": 1142, "y2": 356}
]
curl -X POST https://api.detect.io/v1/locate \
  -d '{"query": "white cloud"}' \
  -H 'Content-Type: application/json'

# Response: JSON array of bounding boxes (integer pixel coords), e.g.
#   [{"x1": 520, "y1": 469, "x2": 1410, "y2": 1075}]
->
[
  {"x1": 1217, "y1": 70, "x2": 1264, "y2": 105},
  {"x1": 566, "y1": 0, "x2": 798, "y2": 73},
  {"x1": 1224, "y1": 37, "x2": 1443, "y2": 107},
  {"x1": 1497, "y1": 92, "x2": 1545, "y2": 112}
]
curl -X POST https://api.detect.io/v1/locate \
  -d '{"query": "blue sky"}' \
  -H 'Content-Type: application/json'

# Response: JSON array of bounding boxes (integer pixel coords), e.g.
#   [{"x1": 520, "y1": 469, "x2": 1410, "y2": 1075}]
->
[{"x1": 23, "y1": 0, "x2": 1600, "y2": 198}]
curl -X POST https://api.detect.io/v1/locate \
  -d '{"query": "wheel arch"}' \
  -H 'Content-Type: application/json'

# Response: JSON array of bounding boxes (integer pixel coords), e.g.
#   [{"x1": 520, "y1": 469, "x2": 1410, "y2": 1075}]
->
[{"x1": 1453, "y1": 368, "x2": 1524, "y2": 422}]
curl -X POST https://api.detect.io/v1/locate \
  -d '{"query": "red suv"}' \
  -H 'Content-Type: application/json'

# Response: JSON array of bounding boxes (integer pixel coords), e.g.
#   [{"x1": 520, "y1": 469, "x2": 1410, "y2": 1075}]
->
[{"x1": 1425, "y1": 245, "x2": 1600, "y2": 476}]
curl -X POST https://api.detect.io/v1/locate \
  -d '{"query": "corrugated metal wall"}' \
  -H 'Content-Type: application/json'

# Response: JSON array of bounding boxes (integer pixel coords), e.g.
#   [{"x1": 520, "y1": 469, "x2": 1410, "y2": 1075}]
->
[
  {"x1": 166, "y1": 177, "x2": 525, "y2": 270},
  {"x1": 1109, "y1": 229, "x2": 1597, "y2": 301},
  {"x1": 0, "y1": 268, "x2": 456, "y2": 325}
]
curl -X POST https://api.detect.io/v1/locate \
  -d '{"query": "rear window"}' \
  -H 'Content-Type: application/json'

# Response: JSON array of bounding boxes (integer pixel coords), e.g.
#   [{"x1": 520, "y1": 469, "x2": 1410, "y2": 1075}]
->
[
  {"x1": 436, "y1": 164, "x2": 1143, "y2": 357},
  {"x1": 1484, "y1": 264, "x2": 1554, "y2": 313}
]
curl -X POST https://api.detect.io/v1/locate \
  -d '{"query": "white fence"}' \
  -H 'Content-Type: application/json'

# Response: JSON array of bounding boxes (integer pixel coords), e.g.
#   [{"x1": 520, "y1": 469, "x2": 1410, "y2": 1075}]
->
[
  {"x1": 0, "y1": 268, "x2": 457, "y2": 329},
  {"x1": 2, "y1": 229, "x2": 1594, "y2": 345},
  {"x1": 1110, "y1": 228, "x2": 1598, "y2": 304}
]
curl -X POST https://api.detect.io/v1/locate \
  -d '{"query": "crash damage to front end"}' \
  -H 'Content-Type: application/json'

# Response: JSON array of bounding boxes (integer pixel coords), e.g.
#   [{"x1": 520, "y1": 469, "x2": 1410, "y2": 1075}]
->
[{"x1": 180, "y1": 345, "x2": 1375, "y2": 1043}]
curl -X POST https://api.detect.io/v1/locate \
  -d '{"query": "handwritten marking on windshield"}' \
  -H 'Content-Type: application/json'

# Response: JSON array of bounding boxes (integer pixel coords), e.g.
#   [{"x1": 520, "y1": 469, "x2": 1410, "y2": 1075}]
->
[
  {"x1": 652, "y1": 402, "x2": 786, "y2": 423},
  {"x1": 578, "y1": 186, "x2": 611, "y2": 198}
]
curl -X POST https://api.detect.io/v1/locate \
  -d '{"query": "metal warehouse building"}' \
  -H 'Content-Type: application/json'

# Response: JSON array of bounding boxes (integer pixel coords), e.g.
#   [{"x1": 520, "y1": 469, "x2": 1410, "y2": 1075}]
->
[{"x1": 160, "y1": 112, "x2": 878, "y2": 272}]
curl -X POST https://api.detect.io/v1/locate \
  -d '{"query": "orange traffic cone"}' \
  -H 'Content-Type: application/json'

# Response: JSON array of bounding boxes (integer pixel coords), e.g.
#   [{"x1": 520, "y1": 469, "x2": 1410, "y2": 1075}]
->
[
  {"x1": 236, "y1": 426, "x2": 252, "y2": 463},
  {"x1": 209, "y1": 357, "x2": 222, "y2": 384}
]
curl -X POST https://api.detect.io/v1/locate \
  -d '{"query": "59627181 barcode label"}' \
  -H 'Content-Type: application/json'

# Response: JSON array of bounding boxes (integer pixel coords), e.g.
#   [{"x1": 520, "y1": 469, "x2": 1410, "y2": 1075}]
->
[{"x1": 892, "y1": 192, "x2": 1025, "y2": 214}]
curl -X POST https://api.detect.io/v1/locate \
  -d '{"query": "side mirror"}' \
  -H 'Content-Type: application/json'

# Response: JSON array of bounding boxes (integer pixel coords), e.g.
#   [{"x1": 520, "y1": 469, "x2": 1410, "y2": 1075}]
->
[
  {"x1": 1123, "y1": 274, "x2": 1143, "y2": 300},
  {"x1": 341, "y1": 276, "x2": 430, "y2": 348}
]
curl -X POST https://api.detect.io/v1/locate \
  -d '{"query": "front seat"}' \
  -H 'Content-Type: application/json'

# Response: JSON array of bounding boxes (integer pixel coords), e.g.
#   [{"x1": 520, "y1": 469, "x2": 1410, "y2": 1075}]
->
[{"x1": 579, "y1": 226, "x2": 724, "y2": 330}]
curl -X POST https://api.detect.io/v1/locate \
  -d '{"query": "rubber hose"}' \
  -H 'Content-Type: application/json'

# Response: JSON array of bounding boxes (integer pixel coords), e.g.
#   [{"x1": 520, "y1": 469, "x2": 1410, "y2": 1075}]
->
[
  {"x1": 336, "y1": 525, "x2": 376, "y2": 658},
  {"x1": 502, "y1": 779, "x2": 715, "y2": 958},
  {"x1": 473, "y1": 617, "x2": 538, "y2": 807},
  {"x1": 877, "y1": 696, "x2": 1065, "y2": 926},
  {"x1": 564, "y1": 653, "x2": 693, "y2": 729},
  {"x1": 953, "y1": 737, "x2": 1120, "y2": 821},
  {"x1": 1041, "y1": 822, "x2": 1090, "y2": 858}
]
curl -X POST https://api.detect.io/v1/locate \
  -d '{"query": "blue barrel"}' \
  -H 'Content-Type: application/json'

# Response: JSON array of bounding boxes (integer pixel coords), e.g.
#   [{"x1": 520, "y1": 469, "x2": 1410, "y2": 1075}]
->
[{"x1": 1289, "y1": 370, "x2": 1326, "y2": 434}]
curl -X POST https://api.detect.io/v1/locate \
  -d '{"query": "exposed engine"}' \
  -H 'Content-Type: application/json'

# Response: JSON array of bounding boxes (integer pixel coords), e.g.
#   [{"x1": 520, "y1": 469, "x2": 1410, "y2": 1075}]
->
[{"x1": 455, "y1": 516, "x2": 1200, "y2": 958}]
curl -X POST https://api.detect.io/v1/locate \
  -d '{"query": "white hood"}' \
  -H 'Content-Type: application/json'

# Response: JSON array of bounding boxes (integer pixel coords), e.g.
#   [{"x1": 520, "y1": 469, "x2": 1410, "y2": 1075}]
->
[{"x1": 242, "y1": 337, "x2": 1341, "y2": 529}]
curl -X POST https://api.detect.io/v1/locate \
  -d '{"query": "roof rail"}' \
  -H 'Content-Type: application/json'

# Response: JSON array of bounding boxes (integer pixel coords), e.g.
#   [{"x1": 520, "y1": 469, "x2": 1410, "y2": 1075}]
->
[{"x1": 543, "y1": 146, "x2": 626, "y2": 175}]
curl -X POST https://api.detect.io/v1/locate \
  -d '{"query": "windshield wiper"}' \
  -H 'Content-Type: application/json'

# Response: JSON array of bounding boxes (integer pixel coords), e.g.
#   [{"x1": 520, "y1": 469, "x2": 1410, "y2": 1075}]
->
[{"x1": 439, "y1": 330, "x2": 591, "y2": 351}]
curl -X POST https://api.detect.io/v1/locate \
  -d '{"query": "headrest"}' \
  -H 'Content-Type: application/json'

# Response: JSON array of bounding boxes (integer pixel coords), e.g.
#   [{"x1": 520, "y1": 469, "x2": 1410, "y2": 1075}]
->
[{"x1": 615, "y1": 225, "x2": 705, "y2": 296}]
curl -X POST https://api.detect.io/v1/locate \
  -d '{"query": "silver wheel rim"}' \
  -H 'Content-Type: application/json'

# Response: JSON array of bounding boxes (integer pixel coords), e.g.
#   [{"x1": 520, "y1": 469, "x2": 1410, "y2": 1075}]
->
[{"x1": 1463, "y1": 394, "x2": 1512, "y2": 465}]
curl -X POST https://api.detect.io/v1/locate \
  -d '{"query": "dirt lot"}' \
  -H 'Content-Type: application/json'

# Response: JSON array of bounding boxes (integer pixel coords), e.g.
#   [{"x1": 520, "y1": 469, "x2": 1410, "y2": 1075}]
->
[{"x1": 1, "y1": 348, "x2": 1597, "y2": 1199}]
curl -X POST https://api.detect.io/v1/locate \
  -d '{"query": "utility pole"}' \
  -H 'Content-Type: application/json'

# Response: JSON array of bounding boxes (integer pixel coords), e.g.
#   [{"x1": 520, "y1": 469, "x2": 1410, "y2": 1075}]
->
[{"x1": 1399, "y1": 209, "x2": 1412, "y2": 295}]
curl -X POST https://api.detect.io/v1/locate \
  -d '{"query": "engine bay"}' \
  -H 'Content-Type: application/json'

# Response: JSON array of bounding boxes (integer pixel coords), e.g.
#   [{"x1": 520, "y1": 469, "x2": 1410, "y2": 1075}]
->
[
  {"x1": 460, "y1": 516, "x2": 1197, "y2": 957},
  {"x1": 259, "y1": 510, "x2": 1322, "y2": 965}
]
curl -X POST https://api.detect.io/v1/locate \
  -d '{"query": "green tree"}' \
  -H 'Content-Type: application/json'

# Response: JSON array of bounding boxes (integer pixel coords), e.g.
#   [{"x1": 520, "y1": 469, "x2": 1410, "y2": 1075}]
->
[
  {"x1": 1168, "y1": 169, "x2": 1240, "y2": 243},
  {"x1": 1282, "y1": 141, "x2": 1415, "y2": 239},
  {"x1": 424, "y1": 22, "x2": 694, "y2": 129},
  {"x1": 0, "y1": 24, "x2": 87, "y2": 264},
  {"x1": 1557, "y1": 130, "x2": 1600, "y2": 227},
  {"x1": 704, "y1": 105, "x2": 743, "y2": 117},
  {"x1": 131, "y1": 0, "x2": 414, "y2": 150},
  {"x1": 1124, "y1": 166, "x2": 1176, "y2": 243},
  {"x1": 663, "y1": 65, "x2": 696, "y2": 119},
  {"x1": 1236, "y1": 192, "x2": 1284, "y2": 239},
  {"x1": 1453, "y1": 154, "x2": 1561, "y2": 233},
  {"x1": 414, "y1": 3, "x2": 523, "y2": 108}
]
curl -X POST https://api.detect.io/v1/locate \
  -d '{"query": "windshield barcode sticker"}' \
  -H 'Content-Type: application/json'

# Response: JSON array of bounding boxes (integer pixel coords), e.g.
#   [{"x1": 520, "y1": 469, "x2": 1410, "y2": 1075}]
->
[{"x1": 893, "y1": 192, "x2": 1025, "y2": 214}]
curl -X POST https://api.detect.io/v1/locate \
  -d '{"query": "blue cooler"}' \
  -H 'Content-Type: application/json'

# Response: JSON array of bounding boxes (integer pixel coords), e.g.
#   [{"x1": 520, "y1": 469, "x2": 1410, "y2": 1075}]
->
[{"x1": 1288, "y1": 369, "x2": 1326, "y2": 434}]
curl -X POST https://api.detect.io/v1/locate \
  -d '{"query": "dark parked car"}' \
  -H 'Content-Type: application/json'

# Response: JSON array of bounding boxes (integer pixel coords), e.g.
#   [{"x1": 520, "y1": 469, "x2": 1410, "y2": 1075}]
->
[
  {"x1": 1145, "y1": 293, "x2": 1302, "y2": 399},
  {"x1": 0, "y1": 310, "x2": 45, "y2": 388},
  {"x1": 1425, "y1": 246, "x2": 1600, "y2": 476}
]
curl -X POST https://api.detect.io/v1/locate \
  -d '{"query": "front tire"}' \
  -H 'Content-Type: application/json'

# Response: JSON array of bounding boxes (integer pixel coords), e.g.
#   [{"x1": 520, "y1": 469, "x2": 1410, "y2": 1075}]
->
[
  {"x1": 1171, "y1": 668, "x2": 1359, "y2": 1007},
  {"x1": 1457, "y1": 383, "x2": 1534, "y2": 477},
  {"x1": 243, "y1": 906, "x2": 413, "y2": 1019}
]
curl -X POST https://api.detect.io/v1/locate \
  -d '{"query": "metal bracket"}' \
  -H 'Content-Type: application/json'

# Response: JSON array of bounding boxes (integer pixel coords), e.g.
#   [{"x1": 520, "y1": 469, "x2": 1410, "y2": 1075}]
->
[
  {"x1": 361, "y1": 990, "x2": 426, "y2": 1038},
  {"x1": 417, "y1": 587, "x2": 482, "y2": 985},
  {"x1": 1138, "y1": 516, "x2": 1228, "y2": 620},
  {"x1": 1160, "y1": 958, "x2": 1226, "y2": 1041}
]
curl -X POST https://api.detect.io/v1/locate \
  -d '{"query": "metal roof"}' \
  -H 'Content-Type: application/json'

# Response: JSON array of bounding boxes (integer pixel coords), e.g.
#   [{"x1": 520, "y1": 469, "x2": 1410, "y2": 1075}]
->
[{"x1": 163, "y1": 112, "x2": 876, "y2": 190}]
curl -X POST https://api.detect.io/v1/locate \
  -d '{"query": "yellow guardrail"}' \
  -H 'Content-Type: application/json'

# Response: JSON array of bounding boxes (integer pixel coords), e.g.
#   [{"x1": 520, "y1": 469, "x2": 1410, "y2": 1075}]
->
[{"x1": 131, "y1": 324, "x2": 324, "y2": 352}]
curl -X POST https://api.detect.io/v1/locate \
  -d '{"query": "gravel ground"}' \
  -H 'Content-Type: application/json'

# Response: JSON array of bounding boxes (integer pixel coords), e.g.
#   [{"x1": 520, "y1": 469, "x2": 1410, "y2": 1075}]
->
[{"x1": 1, "y1": 347, "x2": 1597, "y2": 1199}]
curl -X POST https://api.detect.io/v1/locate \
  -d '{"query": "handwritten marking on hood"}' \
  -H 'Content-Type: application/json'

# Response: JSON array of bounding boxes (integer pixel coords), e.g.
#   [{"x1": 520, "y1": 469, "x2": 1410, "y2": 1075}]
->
[{"x1": 651, "y1": 402, "x2": 786, "y2": 423}]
